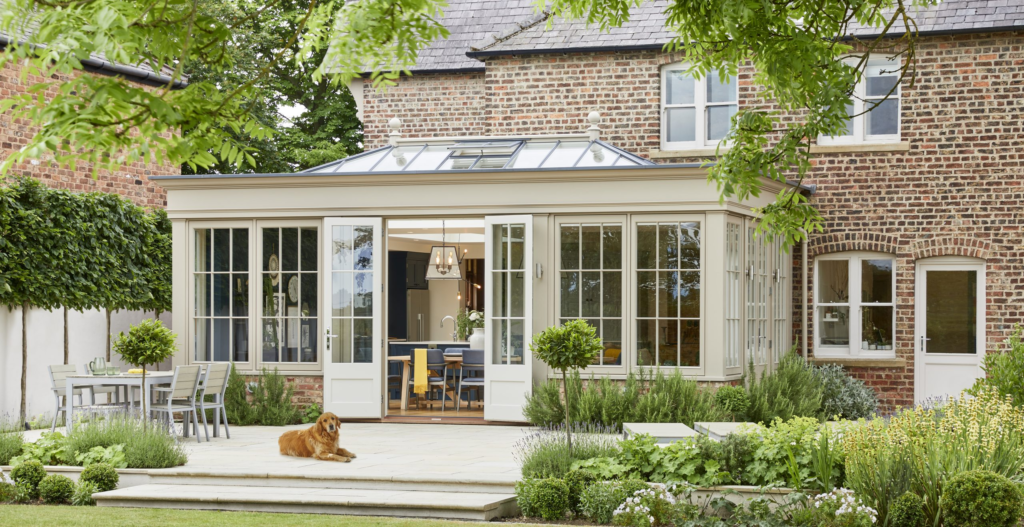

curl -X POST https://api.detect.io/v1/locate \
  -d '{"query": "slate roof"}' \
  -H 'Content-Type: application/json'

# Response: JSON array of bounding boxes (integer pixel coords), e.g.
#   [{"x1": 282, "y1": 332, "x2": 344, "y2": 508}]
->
[{"x1": 400, "y1": 0, "x2": 1024, "y2": 69}]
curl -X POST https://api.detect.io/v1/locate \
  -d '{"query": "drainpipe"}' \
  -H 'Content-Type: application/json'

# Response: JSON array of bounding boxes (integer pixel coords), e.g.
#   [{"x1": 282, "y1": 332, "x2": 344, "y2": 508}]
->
[{"x1": 799, "y1": 228, "x2": 809, "y2": 360}]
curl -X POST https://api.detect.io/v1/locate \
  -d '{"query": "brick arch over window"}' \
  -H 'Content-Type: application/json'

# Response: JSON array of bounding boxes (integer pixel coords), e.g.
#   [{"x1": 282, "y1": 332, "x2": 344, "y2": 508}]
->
[
  {"x1": 912, "y1": 236, "x2": 991, "y2": 260},
  {"x1": 809, "y1": 233, "x2": 901, "y2": 257}
]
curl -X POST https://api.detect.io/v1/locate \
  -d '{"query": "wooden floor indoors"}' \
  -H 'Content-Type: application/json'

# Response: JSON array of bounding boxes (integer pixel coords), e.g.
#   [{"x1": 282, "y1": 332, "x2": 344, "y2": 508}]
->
[{"x1": 386, "y1": 399, "x2": 484, "y2": 420}]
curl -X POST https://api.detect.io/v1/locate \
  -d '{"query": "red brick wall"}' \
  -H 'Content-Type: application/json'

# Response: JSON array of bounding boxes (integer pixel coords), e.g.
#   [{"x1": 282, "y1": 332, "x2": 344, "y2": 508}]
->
[
  {"x1": 361, "y1": 31, "x2": 1024, "y2": 412},
  {"x1": 0, "y1": 62, "x2": 176, "y2": 207},
  {"x1": 242, "y1": 374, "x2": 323, "y2": 409}
]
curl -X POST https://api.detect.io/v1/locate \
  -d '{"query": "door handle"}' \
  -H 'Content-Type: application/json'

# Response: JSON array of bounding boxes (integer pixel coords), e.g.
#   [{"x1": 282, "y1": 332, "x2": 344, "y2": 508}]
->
[
  {"x1": 920, "y1": 335, "x2": 930, "y2": 352},
  {"x1": 326, "y1": 329, "x2": 338, "y2": 351}
]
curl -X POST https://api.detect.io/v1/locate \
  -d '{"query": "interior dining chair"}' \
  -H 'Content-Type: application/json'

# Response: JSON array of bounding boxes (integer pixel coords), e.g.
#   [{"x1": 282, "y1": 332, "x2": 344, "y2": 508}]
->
[
  {"x1": 408, "y1": 349, "x2": 449, "y2": 412},
  {"x1": 456, "y1": 349, "x2": 485, "y2": 414},
  {"x1": 196, "y1": 363, "x2": 231, "y2": 441},
  {"x1": 151, "y1": 365, "x2": 203, "y2": 443}
]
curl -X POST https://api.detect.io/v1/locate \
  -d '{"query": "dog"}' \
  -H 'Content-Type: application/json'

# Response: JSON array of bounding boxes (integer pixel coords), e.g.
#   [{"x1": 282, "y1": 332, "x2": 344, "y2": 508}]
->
[{"x1": 278, "y1": 412, "x2": 357, "y2": 462}]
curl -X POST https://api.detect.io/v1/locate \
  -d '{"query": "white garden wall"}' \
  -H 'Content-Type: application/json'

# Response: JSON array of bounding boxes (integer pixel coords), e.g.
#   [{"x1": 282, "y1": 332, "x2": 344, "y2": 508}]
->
[{"x1": 0, "y1": 307, "x2": 173, "y2": 421}]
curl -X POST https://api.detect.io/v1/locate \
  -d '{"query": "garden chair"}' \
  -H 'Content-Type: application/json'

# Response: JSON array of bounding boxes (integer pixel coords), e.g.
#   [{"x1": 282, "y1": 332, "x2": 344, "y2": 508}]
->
[
  {"x1": 407, "y1": 349, "x2": 450, "y2": 412},
  {"x1": 48, "y1": 365, "x2": 86, "y2": 432},
  {"x1": 456, "y1": 349, "x2": 485, "y2": 413},
  {"x1": 151, "y1": 365, "x2": 203, "y2": 443},
  {"x1": 196, "y1": 363, "x2": 231, "y2": 441}
]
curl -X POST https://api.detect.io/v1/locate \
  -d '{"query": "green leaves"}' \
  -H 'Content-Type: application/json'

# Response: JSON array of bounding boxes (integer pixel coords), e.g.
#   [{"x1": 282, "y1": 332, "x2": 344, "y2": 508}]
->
[
  {"x1": 111, "y1": 318, "x2": 177, "y2": 368},
  {"x1": 530, "y1": 319, "x2": 603, "y2": 372}
]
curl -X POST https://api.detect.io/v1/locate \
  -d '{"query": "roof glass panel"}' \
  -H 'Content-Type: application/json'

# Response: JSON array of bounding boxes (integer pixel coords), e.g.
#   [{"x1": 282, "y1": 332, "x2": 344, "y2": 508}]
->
[
  {"x1": 473, "y1": 157, "x2": 510, "y2": 170},
  {"x1": 506, "y1": 142, "x2": 556, "y2": 169},
  {"x1": 450, "y1": 141, "x2": 521, "y2": 156},
  {"x1": 404, "y1": 145, "x2": 451, "y2": 171},
  {"x1": 334, "y1": 149, "x2": 388, "y2": 172},
  {"x1": 371, "y1": 146, "x2": 423, "y2": 172},
  {"x1": 541, "y1": 141, "x2": 589, "y2": 168},
  {"x1": 438, "y1": 157, "x2": 478, "y2": 170},
  {"x1": 575, "y1": 145, "x2": 619, "y2": 167},
  {"x1": 613, "y1": 155, "x2": 639, "y2": 166}
]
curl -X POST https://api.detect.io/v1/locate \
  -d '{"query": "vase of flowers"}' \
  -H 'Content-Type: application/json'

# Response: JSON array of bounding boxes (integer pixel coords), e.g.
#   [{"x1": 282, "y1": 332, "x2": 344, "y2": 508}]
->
[{"x1": 457, "y1": 308, "x2": 485, "y2": 346}]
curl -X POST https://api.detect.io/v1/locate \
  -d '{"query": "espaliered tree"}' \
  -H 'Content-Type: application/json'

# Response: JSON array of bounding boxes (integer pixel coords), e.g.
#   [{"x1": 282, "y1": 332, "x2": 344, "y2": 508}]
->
[
  {"x1": 0, "y1": 178, "x2": 69, "y2": 423},
  {"x1": 530, "y1": 319, "x2": 603, "y2": 452}
]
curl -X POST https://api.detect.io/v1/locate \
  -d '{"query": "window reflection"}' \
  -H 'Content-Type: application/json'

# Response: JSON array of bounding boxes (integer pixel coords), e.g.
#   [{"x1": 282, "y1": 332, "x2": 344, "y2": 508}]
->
[
  {"x1": 194, "y1": 228, "x2": 249, "y2": 363},
  {"x1": 636, "y1": 221, "x2": 701, "y2": 367},
  {"x1": 558, "y1": 223, "x2": 624, "y2": 366},
  {"x1": 262, "y1": 227, "x2": 318, "y2": 363}
]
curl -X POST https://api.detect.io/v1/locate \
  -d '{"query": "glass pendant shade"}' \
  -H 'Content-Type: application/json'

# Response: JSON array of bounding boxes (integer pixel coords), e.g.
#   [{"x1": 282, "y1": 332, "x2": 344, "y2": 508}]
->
[{"x1": 426, "y1": 245, "x2": 463, "y2": 280}]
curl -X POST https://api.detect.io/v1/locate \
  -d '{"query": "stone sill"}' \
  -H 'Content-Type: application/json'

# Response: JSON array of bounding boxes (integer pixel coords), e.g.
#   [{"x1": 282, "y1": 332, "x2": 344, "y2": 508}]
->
[
  {"x1": 809, "y1": 141, "x2": 911, "y2": 154},
  {"x1": 808, "y1": 357, "x2": 907, "y2": 368}
]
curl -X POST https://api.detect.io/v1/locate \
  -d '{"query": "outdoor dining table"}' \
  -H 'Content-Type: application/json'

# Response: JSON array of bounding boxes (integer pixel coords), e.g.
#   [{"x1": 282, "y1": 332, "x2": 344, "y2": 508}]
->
[
  {"x1": 388, "y1": 354, "x2": 464, "y2": 411},
  {"x1": 64, "y1": 371, "x2": 175, "y2": 424}
]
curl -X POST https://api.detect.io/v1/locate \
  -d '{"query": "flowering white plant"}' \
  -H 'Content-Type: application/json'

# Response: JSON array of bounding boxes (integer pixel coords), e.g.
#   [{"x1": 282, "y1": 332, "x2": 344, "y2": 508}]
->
[
  {"x1": 812, "y1": 488, "x2": 878, "y2": 525},
  {"x1": 612, "y1": 484, "x2": 678, "y2": 527}
]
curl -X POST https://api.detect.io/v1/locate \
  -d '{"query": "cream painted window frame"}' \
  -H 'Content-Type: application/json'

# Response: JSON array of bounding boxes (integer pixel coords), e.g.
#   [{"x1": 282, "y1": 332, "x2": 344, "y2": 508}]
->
[
  {"x1": 553, "y1": 215, "x2": 629, "y2": 375},
  {"x1": 187, "y1": 220, "x2": 257, "y2": 372},
  {"x1": 631, "y1": 213, "x2": 706, "y2": 376},
  {"x1": 814, "y1": 251, "x2": 897, "y2": 359},
  {"x1": 660, "y1": 64, "x2": 738, "y2": 151},
  {"x1": 255, "y1": 219, "x2": 324, "y2": 373},
  {"x1": 724, "y1": 217, "x2": 745, "y2": 371},
  {"x1": 817, "y1": 56, "x2": 902, "y2": 146}
]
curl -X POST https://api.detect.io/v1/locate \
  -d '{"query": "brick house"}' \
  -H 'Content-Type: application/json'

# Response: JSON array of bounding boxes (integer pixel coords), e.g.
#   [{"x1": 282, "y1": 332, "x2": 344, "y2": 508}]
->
[
  {"x1": 0, "y1": 43, "x2": 180, "y2": 417},
  {"x1": 154, "y1": 0, "x2": 1024, "y2": 421}
]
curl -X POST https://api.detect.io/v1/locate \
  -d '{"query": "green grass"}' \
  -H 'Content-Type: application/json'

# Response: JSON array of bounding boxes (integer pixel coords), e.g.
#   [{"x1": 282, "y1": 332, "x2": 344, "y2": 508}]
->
[{"x1": 0, "y1": 505, "x2": 544, "y2": 526}]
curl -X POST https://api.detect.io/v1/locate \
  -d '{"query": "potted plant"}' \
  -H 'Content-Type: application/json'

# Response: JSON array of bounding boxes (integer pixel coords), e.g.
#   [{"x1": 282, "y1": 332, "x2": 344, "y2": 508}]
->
[
  {"x1": 112, "y1": 319, "x2": 178, "y2": 423},
  {"x1": 456, "y1": 308, "x2": 485, "y2": 345}
]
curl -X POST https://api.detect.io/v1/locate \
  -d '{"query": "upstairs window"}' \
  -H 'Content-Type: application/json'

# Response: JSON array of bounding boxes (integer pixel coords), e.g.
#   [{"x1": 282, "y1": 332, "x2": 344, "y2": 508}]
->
[
  {"x1": 661, "y1": 64, "x2": 737, "y2": 150},
  {"x1": 819, "y1": 57, "x2": 901, "y2": 145}
]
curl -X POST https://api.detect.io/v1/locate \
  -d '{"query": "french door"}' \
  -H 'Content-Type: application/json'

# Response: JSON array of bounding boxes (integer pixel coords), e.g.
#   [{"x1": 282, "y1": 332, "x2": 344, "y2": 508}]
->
[
  {"x1": 914, "y1": 259, "x2": 985, "y2": 402},
  {"x1": 484, "y1": 215, "x2": 534, "y2": 422},
  {"x1": 322, "y1": 218, "x2": 382, "y2": 418}
]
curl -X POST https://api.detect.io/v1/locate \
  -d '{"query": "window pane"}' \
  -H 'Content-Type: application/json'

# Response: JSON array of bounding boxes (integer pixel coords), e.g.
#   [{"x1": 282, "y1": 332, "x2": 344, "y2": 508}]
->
[
  {"x1": 867, "y1": 72, "x2": 899, "y2": 97},
  {"x1": 281, "y1": 228, "x2": 299, "y2": 271},
  {"x1": 637, "y1": 271, "x2": 656, "y2": 317},
  {"x1": 926, "y1": 271, "x2": 977, "y2": 354},
  {"x1": 603, "y1": 321, "x2": 622, "y2": 365},
  {"x1": 666, "y1": 70, "x2": 695, "y2": 105},
  {"x1": 603, "y1": 271, "x2": 622, "y2": 317},
  {"x1": 666, "y1": 108, "x2": 696, "y2": 143},
  {"x1": 283, "y1": 273, "x2": 299, "y2": 313},
  {"x1": 332, "y1": 272, "x2": 352, "y2": 317},
  {"x1": 817, "y1": 260, "x2": 850, "y2": 303},
  {"x1": 233, "y1": 319, "x2": 248, "y2": 362},
  {"x1": 262, "y1": 319, "x2": 280, "y2": 362},
  {"x1": 560, "y1": 225, "x2": 580, "y2": 270},
  {"x1": 495, "y1": 224, "x2": 508, "y2": 271},
  {"x1": 510, "y1": 270, "x2": 525, "y2": 318},
  {"x1": 232, "y1": 229, "x2": 248, "y2": 272},
  {"x1": 510, "y1": 224, "x2": 525, "y2": 270},
  {"x1": 213, "y1": 273, "x2": 230, "y2": 317},
  {"x1": 195, "y1": 319, "x2": 211, "y2": 361},
  {"x1": 636, "y1": 224, "x2": 657, "y2": 269},
  {"x1": 510, "y1": 319, "x2": 525, "y2": 365},
  {"x1": 493, "y1": 271, "x2": 507, "y2": 318},
  {"x1": 637, "y1": 319, "x2": 657, "y2": 366},
  {"x1": 493, "y1": 319, "x2": 507, "y2": 364},
  {"x1": 372, "y1": 145, "x2": 424, "y2": 172},
  {"x1": 581, "y1": 272, "x2": 601, "y2": 318},
  {"x1": 866, "y1": 98, "x2": 898, "y2": 136},
  {"x1": 603, "y1": 225, "x2": 622, "y2": 269},
  {"x1": 541, "y1": 142, "x2": 588, "y2": 168},
  {"x1": 301, "y1": 318, "x2": 317, "y2": 362},
  {"x1": 707, "y1": 75, "x2": 736, "y2": 103},
  {"x1": 862, "y1": 306, "x2": 893, "y2": 351},
  {"x1": 300, "y1": 273, "x2": 317, "y2": 317},
  {"x1": 680, "y1": 222, "x2": 700, "y2": 270},
  {"x1": 507, "y1": 142, "x2": 555, "y2": 169},
  {"x1": 659, "y1": 224, "x2": 678, "y2": 270},
  {"x1": 862, "y1": 259, "x2": 893, "y2": 303},
  {"x1": 679, "y1": 320, "x2": 700, "y2": 366},
  {"x1": 282, "y1": 318, "x2": 299, "y2": 362},
  {"x1": 196, "y1": 229, "x2": 211, "y2": 272},
  {"x1": 262, "y1": 228, "x2": 279, "y2": 272},
  {"x1": 354, "y1": 272, "x2": 373, "y2": 317},
  {"x1": 706, "y1": 105, "x2": 737, "y2": 141},
  {"x1": 262, "y1": 274, "x2": 280, "y2": 316},
  {"x1": 658, "y1": 319, "x2": 678, "y2": 366},
  {"x1": 213, "y1": 318, "x2": 230, "y2": 362},
  {"x1": 582, "y1": 225, "x2": 601, "y2": 269},
  {"x1": 575, "y1": 146, "x2": 618, "y2": 167},
  {"x1": 818, "y1": 306, "x2": 850, "y2": 346},
  {"x1": 561, "y1": 272, "x2": 580, "y2": 317},
  {"x1": 195, "y1": 274, "x2": 210, "y2": 317},
  {"x1": 213, "y1": 229, "x2": 230, "y2": 272},
  {"x1": 354, "y1": 318, "x2": 373, "y2": 363},
  {"x1": 680, "y1": 271, "x2": 700, "y2": 318},
  {"x1": 354, "y1": 226, "x2": 373, "y2": 271},
  {"x1": 331, "y1": 226, "x2": 353, "y2": 270},
  {"x1": 404, "y1": 145, "x2": 451, "y2": 171},
  {"x1": 658, "y1": 271, "x2": 678, "y2": 318},
  {"x1": 836, "y1": 99, "x2": 854, "y2": 137},
  {"x1": 300, "y1": 228, "x2": 317, "y2": 272},
  {"x1": 332, "y1": 318, "x2": 352, "y2": 363}
]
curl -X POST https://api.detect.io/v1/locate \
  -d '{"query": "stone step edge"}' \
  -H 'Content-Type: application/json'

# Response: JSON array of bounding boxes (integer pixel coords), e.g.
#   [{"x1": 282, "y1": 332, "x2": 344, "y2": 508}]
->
[
  {"x1": 149, "y1": 469, "x2": 516, "y2": 488},
  {"x1": 94, "y1": 486, "x2": 516, "y2": 513}
]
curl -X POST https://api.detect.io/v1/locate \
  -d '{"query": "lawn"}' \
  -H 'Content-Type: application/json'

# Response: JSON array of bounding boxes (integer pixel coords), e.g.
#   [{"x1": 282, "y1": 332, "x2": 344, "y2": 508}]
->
[{"x1": 0, "y1": 506, "x2": 538, "y2": 526}]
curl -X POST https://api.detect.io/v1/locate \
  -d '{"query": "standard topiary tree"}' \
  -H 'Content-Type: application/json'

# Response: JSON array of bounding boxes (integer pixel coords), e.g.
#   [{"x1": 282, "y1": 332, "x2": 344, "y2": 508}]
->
[
  {"x1": 533, "y1": 478, "x2": 570, "y2": 521},
  {"x1": 529, "y1": 319, "x2": 602, "y2": 452},
  {"x1": 942, "y1": 470, "x2": 1024, "y2": 527},
  {"x1": 112, "y1": 319, "x2": 178, "y2": 422},
  {"x1": 79, "y1": 462, "x2": 119, "y2": 493},
  {"x1": 38, "y1": 474, "x2": 75, "y2": 504},
  {"x1": 888, "y1": 492, "x2": 926, "y2": 527}
]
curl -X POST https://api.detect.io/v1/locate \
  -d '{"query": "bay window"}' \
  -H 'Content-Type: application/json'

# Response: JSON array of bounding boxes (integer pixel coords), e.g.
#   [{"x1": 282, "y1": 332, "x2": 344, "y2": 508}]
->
[
  {"x1": 661, "y1": 64, "x2": 738, "y2": 150},
  {"x1": 815, "y1": 253, "x2": 895, "y2": 357},
  {"x1": 193, "y1": 226, "x2": 250, "y2": 363}
]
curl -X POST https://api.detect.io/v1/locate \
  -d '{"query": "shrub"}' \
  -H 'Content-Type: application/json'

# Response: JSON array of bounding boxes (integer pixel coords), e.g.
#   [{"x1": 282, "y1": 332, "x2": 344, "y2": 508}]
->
[
  {"x1": 717, "y1": 432, "x2": 756, "y2": 485},
  {"x1": 38, "y1": 474, "x2": 75, "y2": 504},
  {"x1": 74, "y1": 444, "x2": 127, "y2": 468},
  {"x1": 246, "y1": 368, "x2": 302, "y2": 426},
  {"x1": 744, "y1": 417, "x2": 824, "y2": 487},
  {"x1": 941, "y1": 470, "x2": 1023, "y2": 527},
  {"x1": 515, "y1": 423, "x2": 619, "y2": 479},
  {"x1": 745, "y1": 353, "x2": 823, "y2": 425},
  {"x1": 714, "y1": 385, "x2": 750, "y2": 421},
  {"x1": 814, "y1": 363, "x2": 877, "y2": 420},
  {"x1": 11, "y1": 480, "x2": 34, "y2": 503},
  {"x1": 301, "y1": 402, "x2": 323, "y2": 424},
  {"x1": 969, "y1": 325, "x2": 1024, "y2": 405},
  {"x1": 0, "y1": 414, "x2": 24, "y2": 465},
  {"x1": 224, "y1": 363, "x2": 257, "y2": 425},
  {"x1": 565, "y1": 469, "x2": 597, "y2": 513},
  {"x1": 10, "y1": 459, "x2": 47, "y2": 497},
  {"x1": 887, "y1": 492, "x2": 926, "y2": 527},
  {"x1": 64, "y1": 416, "x2": 187, "y2": 469},
  {"x1": 580, "y1": 480, "x2": 624, "y2": 524},
  {"x1": 533, "y1": 478, "x2": 570, "y2": 521},
  {"x1": 515, "y1": 479, "x2": 540, "y2": 518},
  {"x1": 72, "y1": 481, "x2": 99, "y2": 506},
  {"x1": 79, "y1": 462, "x2": 119, "y2": 492},
  {"x1": 10, "y1": 431, "x2": 69, "y2": 466}
]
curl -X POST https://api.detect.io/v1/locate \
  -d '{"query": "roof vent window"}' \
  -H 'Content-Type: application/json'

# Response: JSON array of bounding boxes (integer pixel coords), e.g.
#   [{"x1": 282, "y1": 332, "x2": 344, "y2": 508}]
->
[{"x1": 448, "y1": 141, "x2": 521, "y2": 156}]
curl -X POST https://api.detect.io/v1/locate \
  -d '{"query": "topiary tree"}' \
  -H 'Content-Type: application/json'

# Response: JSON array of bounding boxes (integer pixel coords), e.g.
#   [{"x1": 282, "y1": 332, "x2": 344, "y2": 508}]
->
[
  {"x1": 112, "y1": 319, "x2": 178, "y2": 421},
  {"x1": 529, "y1": 319, "x2": 602, "y2": 452},
  {"x1": 79, "y1": 462, "x2": 119, "y2": 493},
  {"x1": 942, "y1": 470, "x2": 1024, "y2": 527},
  {"x1": 38, "y1": 474, "x2": 75, "y2": 504}
]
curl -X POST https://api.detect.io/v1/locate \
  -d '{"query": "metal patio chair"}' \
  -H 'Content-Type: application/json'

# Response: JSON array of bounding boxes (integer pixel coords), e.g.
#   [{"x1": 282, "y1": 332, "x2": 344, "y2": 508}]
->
[{"x1": 151, "y1": 365, "x2": 203, "y2": 443}]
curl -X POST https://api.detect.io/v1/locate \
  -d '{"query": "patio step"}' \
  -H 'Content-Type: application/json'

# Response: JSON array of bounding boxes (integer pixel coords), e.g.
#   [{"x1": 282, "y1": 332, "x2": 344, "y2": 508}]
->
[
  {"x1": 95, "y1": 483, "x2": 519, "y2": 521},
  {"x1": 146, "y1": 469, "x2": 517, "y2": 494}
]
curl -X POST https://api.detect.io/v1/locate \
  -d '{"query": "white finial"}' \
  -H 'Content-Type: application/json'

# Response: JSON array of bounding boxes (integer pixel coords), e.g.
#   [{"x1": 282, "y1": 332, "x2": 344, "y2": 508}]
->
[
  {"x1": 587, "y1": 111, "x2": 601, "y2": 142},
  {"x1": 388, "y1": 117, "x2": 402, "y2": 146}
]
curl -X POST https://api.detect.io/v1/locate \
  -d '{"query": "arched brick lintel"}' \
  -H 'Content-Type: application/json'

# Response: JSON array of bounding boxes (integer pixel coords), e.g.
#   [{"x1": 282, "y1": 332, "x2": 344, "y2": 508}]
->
[
  {"x1": 809, "y1": 233, "x2": 901, "y2": 257},
  {"x1": 911, "y1": 236, "x2": 991, "y2": 261}
]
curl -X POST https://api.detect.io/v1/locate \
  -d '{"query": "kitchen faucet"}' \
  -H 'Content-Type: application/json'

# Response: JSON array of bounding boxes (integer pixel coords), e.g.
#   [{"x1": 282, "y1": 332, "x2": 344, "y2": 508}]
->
[{"x1": 440, "y1": 316, "x2": 457, "y2": 342}]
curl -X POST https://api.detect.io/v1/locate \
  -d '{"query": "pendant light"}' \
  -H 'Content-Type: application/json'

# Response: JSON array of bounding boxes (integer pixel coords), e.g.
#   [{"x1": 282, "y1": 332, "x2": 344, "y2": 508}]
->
[{"x1": 425, "y1": 220, "x2": 463, "y2": 280}]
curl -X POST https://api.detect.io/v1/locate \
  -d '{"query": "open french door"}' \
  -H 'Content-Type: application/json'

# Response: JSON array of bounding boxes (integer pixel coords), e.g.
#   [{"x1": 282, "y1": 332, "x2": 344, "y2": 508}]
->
[
  {"x1": 322, "y1": 217, "x2": 382, "y2": 418},
  {"x1": 484, "y1": 215, "x2": 534, "y2": 422}
]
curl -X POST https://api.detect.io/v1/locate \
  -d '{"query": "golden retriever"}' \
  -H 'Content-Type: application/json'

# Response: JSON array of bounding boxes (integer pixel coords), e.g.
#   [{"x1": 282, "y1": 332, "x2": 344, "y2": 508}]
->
[{"x1": 278, "y1": 412, "x2": 357, "y2": 462}]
